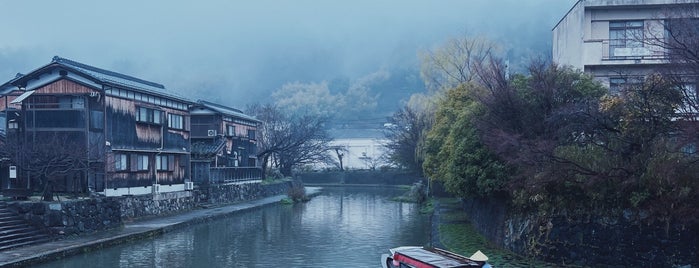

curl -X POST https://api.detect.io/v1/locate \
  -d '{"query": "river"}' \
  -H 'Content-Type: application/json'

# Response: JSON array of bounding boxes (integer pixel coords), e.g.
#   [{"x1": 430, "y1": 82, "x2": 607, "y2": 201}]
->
[{"x1": 36, "y1": 187, "x2": 431, "y2": 267}]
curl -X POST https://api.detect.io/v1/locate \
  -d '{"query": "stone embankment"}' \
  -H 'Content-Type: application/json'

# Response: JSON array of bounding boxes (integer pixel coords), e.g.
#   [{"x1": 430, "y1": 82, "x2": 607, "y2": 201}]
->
[
  {"x1": 461, "y1": 198, "x2": 698, "y2": 267},
  {"x1": 6, "y1": 181, "x2": 291, "y2": 236},
  {"x1": 0, "y1": 182, "x2": 306, "y2": 267}
]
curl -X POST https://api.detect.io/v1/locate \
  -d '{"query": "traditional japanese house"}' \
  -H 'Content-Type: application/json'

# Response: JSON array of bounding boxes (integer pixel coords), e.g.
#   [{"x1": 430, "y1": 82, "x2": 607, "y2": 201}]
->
[
  {"x1": 189, "y1": 100, "x2": 261, "y2": 183},
  {"x1": 0, "y1": 56, "x2": 193, "y2": 197}
]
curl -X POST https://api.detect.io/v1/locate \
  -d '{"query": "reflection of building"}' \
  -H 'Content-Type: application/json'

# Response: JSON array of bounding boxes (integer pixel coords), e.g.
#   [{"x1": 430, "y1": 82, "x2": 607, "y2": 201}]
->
[
  {"x1": 189, "y1": 100, "x2": 261, "y2": 183},
  {"x1": 0, "y1": 56, "x2": 193, "y2": 196},
  {"x1": 553, "y1": 0, "x2": 698, "y2": 91}
]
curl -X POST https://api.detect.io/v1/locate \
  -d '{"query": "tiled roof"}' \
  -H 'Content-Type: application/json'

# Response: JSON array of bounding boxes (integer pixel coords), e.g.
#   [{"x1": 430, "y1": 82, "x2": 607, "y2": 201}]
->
[
  {"x1": 51, "y1": 56, "x2": 191, "y2": 102},
  {"x1": 197, "y1": 100, "x2": 261, "y2": 123},
  {"x1": 191, "y1": 137, "x2": 227, "y2": 159},
  {"x1": 2, "y1": 56, "x2": 191, "y2": 103}
]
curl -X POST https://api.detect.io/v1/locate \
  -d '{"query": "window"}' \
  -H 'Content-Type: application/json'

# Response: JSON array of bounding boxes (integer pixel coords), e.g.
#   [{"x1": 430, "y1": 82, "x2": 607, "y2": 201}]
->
[
  {"x1": 115, "y1": 154, "x2": 128, "y2": 171},
  {"x1": 609, "y1": 76, "x2": 643, "y2": 95},
  {"x1": 168, "y1": 114, "x2": 184, "y2": 129},
  {"x1": 90, "y1": 110, "x2": 104, "y2": 130},
  {"x1": 247, "y1": 129, "x2": 255, "y2": 140},
  {"x1": 156, "y1": 155, "x2": 174, "y2": 171},
  {"x1": 136, "y1": 155, "x2": 149, "y2": 171},
  {"x1": 609, "y1": 20, "x2": 644, "y2": 57},
  {"x1": 227, "y1": 125, "x2": 236, "y2": 136},
  {"x1": 136, "y1": 107, "x2": 163, "y2": 124}
]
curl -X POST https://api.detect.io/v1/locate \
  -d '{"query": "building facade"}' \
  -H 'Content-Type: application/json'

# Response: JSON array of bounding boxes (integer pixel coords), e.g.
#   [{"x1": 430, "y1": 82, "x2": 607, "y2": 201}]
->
[
  {"x1": 190, "y1": 100, "x2": 261, "y2": 183},
  {"x1": 553, "y1": 0, "x2": 699, "y2": 92},
  {"x1": 0, "y1": 56, "x2": 194, "y2": 196}
]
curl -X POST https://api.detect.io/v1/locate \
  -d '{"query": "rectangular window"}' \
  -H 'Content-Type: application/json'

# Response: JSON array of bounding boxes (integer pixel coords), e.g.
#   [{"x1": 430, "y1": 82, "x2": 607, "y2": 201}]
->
[
  {"x1": 227, "y1": 125, "x2": 236, "y2": 136},
  {"x1": 115, "y1": 154, "x2": 128, "y2": 171},
  {"x1": 136, "y1": 107, "x2": 163, "y2": 125},
  {"x1": 247, "y1": 129, "x2": 256, "y2": 140},
  {"x1": 90, "y1": 110, "x2": 104, "y2": 130},
  {"x1": 156, "y1": 155, "x2": 174, "y2": 171},
  {"x1": 153, "y1": 110, "x2": 162, "y2": 124},
  {"x1": 609, "y1": 76, "x2": 643, "y2": 95},
  {"x1": 168, "y1": 114, "x2": 184, "y2": 129},
  {"x1": 609, "y1": 20, "x2": 644, "y2": 57},
  {"x1": 156, "y1": 155, "x2": 167, "y2": 171},
  {"x1": 137, "y1": 155, "x2": 149, "y2": 171}
]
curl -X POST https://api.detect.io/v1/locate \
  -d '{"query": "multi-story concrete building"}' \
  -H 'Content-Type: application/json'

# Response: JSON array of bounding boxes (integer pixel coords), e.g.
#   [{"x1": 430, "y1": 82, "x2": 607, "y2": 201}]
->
[{"x1": 553, "y1": 0, "x2": 698, "y2": 92}]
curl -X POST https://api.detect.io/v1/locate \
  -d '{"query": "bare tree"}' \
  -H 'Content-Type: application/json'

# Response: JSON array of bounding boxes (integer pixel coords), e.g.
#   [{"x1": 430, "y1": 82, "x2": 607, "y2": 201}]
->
[
  {"x1": 359, "y1": 151, "x2": 389, "y2": 170},
  {"x1": 420, "y1": 36, "x2": 499, "y2": 92},
  {"x1": 644, "y1": 5, "x2": 699, "y2": 115},
  {"x1": 330, "y1": 145, "x2": 348, "y2": 171},
  {"x1": 1, "y1": 132, "x2": 92, "y2": 201},
  {"x1": 247, "y1": 103, "x2": 333, "y2": 177}
]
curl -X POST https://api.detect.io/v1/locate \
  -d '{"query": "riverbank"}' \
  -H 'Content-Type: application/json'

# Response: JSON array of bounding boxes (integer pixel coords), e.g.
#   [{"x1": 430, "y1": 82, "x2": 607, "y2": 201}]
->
[
  {"x1": 431, "y1": 198, "x2": 573, "y2": 268},
  {"x1": 0, "y1": 187, "x2": 321, "y2": 267}
]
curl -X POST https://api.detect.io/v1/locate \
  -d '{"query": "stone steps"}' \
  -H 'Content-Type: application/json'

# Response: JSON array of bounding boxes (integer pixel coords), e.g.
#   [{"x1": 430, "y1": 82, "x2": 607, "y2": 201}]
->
[{"x1": 0, "y1": 201, "x2": 53, "y2": 251}]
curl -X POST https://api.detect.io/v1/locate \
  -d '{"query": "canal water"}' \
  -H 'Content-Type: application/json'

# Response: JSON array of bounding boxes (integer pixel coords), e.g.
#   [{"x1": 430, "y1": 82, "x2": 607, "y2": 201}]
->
[{"x1": 36, "y1": 187, "x2": 431, "y2": 268}]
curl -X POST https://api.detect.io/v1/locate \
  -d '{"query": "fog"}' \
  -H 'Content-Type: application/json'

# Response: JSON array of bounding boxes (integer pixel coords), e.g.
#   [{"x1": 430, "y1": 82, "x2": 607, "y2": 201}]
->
[{"x1": 0, "y1": 0, "x2": 576, "y2": 110}]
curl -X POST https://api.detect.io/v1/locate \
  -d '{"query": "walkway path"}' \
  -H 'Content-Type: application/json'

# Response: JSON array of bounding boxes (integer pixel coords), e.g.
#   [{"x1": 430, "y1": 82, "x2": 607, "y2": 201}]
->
[{"x1": 0, "y1": 187, "x2": 321, "y2": 267}]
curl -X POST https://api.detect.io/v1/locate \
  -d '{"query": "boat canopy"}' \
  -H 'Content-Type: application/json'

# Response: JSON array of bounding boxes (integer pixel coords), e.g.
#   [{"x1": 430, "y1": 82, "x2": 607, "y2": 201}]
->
[{"x1": 390, "y1": 247, "x2": 482, "y2": 268}]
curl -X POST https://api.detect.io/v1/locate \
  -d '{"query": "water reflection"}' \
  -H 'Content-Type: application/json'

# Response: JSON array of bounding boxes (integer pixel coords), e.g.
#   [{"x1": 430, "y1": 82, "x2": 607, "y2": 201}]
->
[{"x1": 36, "y1": 187, "x2": 429, "y2": 268}]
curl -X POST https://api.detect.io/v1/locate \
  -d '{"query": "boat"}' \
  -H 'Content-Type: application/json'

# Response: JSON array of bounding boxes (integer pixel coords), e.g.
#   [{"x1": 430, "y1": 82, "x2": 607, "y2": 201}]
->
[{"x1": 381, "y1": 246, "x2": 493, "y2": 268}]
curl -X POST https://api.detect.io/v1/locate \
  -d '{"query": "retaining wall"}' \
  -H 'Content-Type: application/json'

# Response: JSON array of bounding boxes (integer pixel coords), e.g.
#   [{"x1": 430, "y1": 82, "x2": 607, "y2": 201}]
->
[
  {"x1": 462, "y1": 198, "x2": 698, "y2": 267},
  {"x1": 7, "y1": 181, "x2": 292, "y2": 236},
  {"x1": 297, "y1": 170, "x2": 421, "y2": 185}
]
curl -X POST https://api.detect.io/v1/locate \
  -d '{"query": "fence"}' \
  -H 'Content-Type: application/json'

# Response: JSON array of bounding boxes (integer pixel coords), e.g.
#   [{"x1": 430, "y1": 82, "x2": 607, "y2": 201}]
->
[{"x1": 208, "y1": 167, "x2": 262, "y2": 184}]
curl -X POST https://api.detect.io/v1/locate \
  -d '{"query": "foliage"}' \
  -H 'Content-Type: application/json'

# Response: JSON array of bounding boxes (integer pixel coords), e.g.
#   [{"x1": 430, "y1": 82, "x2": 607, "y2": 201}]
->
[
  {"x1": 420, "y1": 55, "x2": 699, "y2": 226},
  {"x1": 392, "y1": 182, "x2": 428, "y2": 204},
  {"x1": 423, "y1": 83, "x2": 509, "y2": 198},
  {"x1": 419, "y1": 36, "x2": 500, "y2": 92},
  {"x1": 272, "y1": 71, "x2": 383, "y2": 121},
  {"x1": 384, "y1": 105, "x2": 431, "y2": 174},
  {"x1": 286, "y1": 180, "x2": 309, "y2": 202}
]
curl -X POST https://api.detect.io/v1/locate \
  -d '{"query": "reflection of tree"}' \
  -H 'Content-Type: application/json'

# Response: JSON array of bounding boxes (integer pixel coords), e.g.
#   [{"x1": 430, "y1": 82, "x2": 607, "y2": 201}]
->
[{"x1": 247, "y1": 103, "x2": 332, "y2": 177}]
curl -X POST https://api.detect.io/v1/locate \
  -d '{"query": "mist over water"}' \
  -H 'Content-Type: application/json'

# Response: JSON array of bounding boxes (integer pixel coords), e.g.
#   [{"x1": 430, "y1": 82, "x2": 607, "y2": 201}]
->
[{"x1": 1, "y1": 0, "x2": 575, "y2": 110}]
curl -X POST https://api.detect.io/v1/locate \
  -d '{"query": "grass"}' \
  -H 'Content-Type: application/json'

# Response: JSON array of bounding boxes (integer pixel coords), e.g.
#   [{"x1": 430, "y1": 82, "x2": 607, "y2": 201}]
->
[{"x1": 261, "y1": 177, "x2": 291, "y2": 185}]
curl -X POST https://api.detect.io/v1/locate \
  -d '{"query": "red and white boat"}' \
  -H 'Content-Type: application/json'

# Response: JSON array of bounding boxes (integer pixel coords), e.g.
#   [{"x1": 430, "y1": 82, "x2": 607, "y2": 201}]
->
[{"x1": 381, "y1": 246, "x2": 492, "y2": 268}]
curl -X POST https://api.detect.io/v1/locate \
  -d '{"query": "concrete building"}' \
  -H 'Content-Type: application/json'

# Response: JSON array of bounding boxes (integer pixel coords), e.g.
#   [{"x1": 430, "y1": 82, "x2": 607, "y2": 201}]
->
[{"x1": 553, "y1": 0, "x2": 699, "y2": 92}]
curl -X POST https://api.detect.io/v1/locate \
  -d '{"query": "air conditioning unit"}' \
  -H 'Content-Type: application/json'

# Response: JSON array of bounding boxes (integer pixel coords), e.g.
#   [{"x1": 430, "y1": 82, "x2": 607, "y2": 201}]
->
[
  {"x1": 185, "y1": 181, "x2": 194, "y2": 191},
  {"x1": 152, "y1": 184, "x2": 161, "y2": 194},
  {"x1": 207, "y1": 129, "x2": 217, "y2": 136}
]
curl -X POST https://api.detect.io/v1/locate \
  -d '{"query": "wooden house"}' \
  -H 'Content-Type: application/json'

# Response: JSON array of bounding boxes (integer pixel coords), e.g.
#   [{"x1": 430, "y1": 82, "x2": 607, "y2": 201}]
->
[
  {"x1": 189, "y1": 100, "x2": 261, "y2": 183},
  {"x1": 0, "y1": 56, "x2": 193, "y2": 196}
]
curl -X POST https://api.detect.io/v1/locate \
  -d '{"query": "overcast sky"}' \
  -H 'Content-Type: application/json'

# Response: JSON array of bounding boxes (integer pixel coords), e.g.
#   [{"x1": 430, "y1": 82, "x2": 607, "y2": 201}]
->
[{"x1": 0, "y1": 0, "x2": 576, "y2": 107}]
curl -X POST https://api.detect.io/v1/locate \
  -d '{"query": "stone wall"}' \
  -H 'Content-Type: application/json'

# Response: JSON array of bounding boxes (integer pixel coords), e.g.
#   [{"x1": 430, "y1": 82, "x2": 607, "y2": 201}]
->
[
  {"x1": 117, "y1": 191, "x2": 199, "y2": 220},
  {"x1": 8, "y1": 198, "x2": 122, "y2": 235},
  {"x1": 7, "y1": 181, "x2": 292, "y2": 235},
  {"x1": 462, "y1": 198, "x2": 699, "y2": 267},
  {"x1": 201, "y1": 181, "x2": 291, "y2": 204},
  {"x1": 297, "y1": 170, "x2": 421, "y2": 185}
]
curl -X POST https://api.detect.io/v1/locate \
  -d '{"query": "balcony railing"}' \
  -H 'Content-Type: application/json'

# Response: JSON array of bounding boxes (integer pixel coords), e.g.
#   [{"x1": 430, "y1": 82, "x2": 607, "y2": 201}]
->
[
  {"x1": 598, "y1": 39, "x2": 668, "y2": 61},
  {"x1": 208, "y1": 166, "x2": 262, "y2": 184}
]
